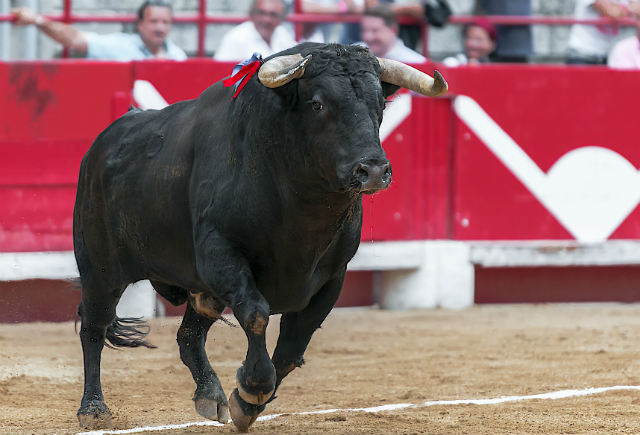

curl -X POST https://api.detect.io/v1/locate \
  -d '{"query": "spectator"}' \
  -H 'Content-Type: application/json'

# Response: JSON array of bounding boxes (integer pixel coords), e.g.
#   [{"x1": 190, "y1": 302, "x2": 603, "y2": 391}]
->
[
  {"x1": 567, "y1": 0, "x2": 640, "y2": 65},
  {"x1": 340, "y1": 0, "x2": 451, "y2": 48},
  {"x1": 339, "y1": 0, "x2": 422, "y2": 47},
  {"x1": 214, "y1": 0, "x2": 296, "y2": 61},
  {"x1": 11, "y1": 0, "x2": 187, "y2": 61},
  {"x1": 361, "y1": 5, "x2": 426, "y2": 62},
  {"x1": 608, "y1": 13, "x2": 640, "y2": 68},
  {"x1": 475, "y1": 0, "x2": 532, "y2": 62},
  {"x1": 443, "y1": 17, "x2": 496, "y2": 66}
]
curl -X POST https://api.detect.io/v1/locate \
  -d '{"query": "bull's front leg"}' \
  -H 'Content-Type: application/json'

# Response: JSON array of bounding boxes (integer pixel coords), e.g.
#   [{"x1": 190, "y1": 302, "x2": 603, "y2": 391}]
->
[
  {"x1": 227, "y1": 289, "x2": 275, "y2": 432},
  {"x1": 195, "y1": 233, "x2": 275, "y2": 432},
  {"x1": 270, "y1": 273, "x2": 344, "y2": 398}
]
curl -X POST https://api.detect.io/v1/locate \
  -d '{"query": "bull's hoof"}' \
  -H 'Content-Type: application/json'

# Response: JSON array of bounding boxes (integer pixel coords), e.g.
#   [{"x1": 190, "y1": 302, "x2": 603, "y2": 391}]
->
[
  {"x1": 195, "y1": 397, "x2": 230, "y2": 423},
  {"x1": 77, "y1": 401, "x2": 113, "y2": 429},
  {"x1": 229, "y1": 388, "x2": 265, "y2": 432},
  {"x1": 236, "y1": 366, "x2": 275, "y2": 405},
  {"x1": 193, "y1": 383, "x2": 230, "y2": 423}
]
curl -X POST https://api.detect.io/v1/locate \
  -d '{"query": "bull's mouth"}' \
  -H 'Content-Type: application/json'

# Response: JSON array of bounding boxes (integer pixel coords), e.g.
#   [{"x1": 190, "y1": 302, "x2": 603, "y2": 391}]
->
[
  {"x1": 349, "y1": 179, "x2": 391, "y2": 195},
  {"x1": 359, "y1": 185, "x2": 390, "y2": 194}
]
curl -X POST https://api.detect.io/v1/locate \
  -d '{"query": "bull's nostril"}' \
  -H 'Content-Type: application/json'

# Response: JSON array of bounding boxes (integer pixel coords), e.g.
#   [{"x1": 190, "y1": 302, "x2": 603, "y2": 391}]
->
[
  {"x1": 355, "y1": 166, "x2": 369, "y2": 183},
  {"x1": 382, "y1": 171, "x2": 391, "y2": 184},
  {"x1": 381, "y1": 164, "x2": 392, "y2": 184}
]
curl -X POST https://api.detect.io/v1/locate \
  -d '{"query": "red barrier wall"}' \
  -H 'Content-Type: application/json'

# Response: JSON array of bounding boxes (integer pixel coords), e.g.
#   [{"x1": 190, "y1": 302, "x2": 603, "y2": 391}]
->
[
  {"x1": 1, "y1": 61, "x2": 134, "y2": 251},
  {"x1": 445, "y1": 65, "x2": 640, "y2": 241}
]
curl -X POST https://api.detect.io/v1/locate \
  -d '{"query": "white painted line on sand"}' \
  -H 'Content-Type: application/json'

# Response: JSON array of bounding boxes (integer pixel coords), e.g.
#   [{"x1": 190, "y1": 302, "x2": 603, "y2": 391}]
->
[{"x1": 72, "y1": 385, "x2": 640, "y2": 435}]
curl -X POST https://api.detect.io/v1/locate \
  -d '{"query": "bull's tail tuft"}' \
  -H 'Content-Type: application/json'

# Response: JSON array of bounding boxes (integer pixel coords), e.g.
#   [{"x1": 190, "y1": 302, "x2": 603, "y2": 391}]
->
[{"x1": 105, "y1": 317, "x2": 156, "y2": 349}]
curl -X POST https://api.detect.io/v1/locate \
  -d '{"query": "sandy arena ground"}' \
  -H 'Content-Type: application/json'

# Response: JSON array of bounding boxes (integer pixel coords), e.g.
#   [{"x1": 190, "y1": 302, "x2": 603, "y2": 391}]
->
[{"x1": 2, "y1": 303, "x2": 640, "y2": 435}]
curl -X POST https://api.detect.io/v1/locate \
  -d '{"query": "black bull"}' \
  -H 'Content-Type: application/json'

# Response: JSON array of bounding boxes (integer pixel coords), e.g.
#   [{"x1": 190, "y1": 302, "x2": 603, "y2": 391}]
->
[{"x1": 73, "y1": 42, "x2": 447, "y2": 432}]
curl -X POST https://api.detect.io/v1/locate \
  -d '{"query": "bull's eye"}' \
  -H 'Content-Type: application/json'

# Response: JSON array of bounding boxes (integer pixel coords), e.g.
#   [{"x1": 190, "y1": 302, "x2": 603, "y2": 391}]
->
[{"x1": 311, "y1": 101, "x2": 324, "y2": 111}]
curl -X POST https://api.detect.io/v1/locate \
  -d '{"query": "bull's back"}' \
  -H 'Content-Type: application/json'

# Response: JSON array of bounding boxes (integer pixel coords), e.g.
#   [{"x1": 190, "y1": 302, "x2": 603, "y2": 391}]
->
[{"x1": 74, "y1": 101, "x2": 200, "y2": 283}]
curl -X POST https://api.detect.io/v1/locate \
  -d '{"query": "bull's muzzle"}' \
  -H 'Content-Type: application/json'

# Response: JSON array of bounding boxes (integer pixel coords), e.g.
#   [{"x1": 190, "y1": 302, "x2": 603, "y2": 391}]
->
[{"x1": 352, "y1": 159, "x2": 392, "y2": 193}]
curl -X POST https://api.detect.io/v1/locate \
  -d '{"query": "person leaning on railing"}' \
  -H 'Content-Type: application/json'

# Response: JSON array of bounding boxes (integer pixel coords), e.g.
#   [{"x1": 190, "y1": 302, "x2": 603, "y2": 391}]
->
[
  {"x1": 329, "y1": 0, "x2": 452, "y2": 50},
  {"x1": 567, "y1": 0, "x2": 640, "y2": 65},
  {"x1": 10, "y1": 0, "x2": 186, "y2": 60}
]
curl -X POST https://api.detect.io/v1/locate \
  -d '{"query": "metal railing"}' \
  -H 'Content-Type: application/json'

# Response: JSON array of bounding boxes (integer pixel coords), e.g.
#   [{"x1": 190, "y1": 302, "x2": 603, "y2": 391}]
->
[{"x1": 0, "y1": 3, "x2": 638, "y2": 58}]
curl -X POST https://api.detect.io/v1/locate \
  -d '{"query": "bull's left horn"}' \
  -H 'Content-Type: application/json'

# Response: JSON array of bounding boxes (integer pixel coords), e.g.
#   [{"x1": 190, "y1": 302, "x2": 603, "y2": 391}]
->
[
  {"x1": 258, "y1": 54, "x2": 312, "y2": 88},
  {"x1": 377, "y1": 57, "x2": 447, "y2": 97}
]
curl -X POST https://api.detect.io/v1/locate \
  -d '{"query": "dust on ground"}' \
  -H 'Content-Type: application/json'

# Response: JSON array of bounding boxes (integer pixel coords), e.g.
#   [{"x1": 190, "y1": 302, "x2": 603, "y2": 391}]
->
[{"x1": 2, "y1": 303, "x2": 640, "y2": 434}]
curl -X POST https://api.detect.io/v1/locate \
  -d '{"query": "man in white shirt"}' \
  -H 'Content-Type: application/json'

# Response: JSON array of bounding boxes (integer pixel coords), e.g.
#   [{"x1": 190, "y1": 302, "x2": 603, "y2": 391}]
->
[
  {"x1": 360, "y1": 5, "x2": 426, "y2": 63},
  {"x1": 214, "y1": 0, "x2": 297, "y2": 61}
]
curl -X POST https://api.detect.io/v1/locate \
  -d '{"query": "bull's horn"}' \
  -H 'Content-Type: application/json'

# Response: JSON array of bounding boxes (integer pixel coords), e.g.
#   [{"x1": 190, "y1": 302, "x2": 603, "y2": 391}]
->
[
  {"x1": 377, "y1": 57, "x2": 447, "y2": 97},
  {"x1": 258, "y1": 54, "x2": 312, "y2": 88}
]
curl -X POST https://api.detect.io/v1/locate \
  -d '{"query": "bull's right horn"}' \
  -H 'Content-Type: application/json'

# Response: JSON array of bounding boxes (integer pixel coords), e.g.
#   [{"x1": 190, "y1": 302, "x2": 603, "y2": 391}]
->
[
  {"x1": 377, "y1": 57, "x2": 447, "y2": 97},
  {"x1": 258, "y1": 54, "x2": 312, "y2": 88}
]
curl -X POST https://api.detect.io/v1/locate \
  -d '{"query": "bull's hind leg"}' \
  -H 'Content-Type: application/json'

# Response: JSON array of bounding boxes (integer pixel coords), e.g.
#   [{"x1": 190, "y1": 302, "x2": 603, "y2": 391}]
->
[
  {"x1": 177, "y1": 293, "x2": 230, "y2": 423},
  {"x1": 77, "y1": 277, "x2": 154, "y2": 428},
  {"x1": 76, "y1": 279, "x2": 120, "y2": 429}
]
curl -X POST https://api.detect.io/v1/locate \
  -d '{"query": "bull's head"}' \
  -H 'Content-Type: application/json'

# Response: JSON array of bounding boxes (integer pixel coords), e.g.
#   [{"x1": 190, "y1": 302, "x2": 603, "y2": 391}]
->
[{"x1": 253, "y1": 43, "x2": 447, "y2": 195}]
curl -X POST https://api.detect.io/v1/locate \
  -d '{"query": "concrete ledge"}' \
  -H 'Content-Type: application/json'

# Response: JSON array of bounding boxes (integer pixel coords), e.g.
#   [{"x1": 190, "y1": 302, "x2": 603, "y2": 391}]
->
[
  {"x1": 470, "y1": 240, "x2": 640, "y2": 267},
  {"x1": 348, "y1": 241, "x2": 425, "y2": 270},
  {"x1": 0, "y1": 251, "x2": 77, "y2": 280}
]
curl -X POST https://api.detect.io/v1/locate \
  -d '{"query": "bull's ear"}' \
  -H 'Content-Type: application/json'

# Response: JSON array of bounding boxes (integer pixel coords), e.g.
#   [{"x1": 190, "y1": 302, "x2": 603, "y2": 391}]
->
[{"x1": 382, "y1": 82, "x2": 401, "y2": 99}]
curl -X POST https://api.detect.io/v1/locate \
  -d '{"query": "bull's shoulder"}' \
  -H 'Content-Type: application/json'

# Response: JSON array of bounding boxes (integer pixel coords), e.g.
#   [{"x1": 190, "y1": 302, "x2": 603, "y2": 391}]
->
[
  {"x1": 114, "y1": 99, "x2": 195, "y2": 138},
  {"x1": 88, "y1": 100, "x2": 196, "y2": 158},
  {"x1": 79, "y1": 99, "x2": 198, "y2": 190}
]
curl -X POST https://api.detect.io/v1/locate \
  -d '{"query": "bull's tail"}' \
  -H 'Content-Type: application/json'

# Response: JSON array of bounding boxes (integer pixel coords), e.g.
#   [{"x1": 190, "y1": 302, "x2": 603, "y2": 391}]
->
[
  {"x1": 105, "y1": 317, "x2": 157, "y2": 349},
  {"x1": 75, "y1": 302, "x2": 156, "y2": 349}
]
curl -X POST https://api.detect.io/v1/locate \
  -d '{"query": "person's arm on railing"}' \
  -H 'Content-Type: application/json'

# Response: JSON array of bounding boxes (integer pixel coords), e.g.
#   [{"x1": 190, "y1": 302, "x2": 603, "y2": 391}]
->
[
  {"x1": 359, "y1": 0, "x2": 423, "y2": 19},
  {"x1": 11, "y1": 7, "x2": 88, "y2": 53},
  {"x1": 300, "y1": 0, "x2": 362, "y2": 14},
  {"x1": 389, "y1": 3, "x2": 423, "y2": 19},
  {"x1": 592, "y1": 0, "x2": 635, "y2": 19},
  {"x1": 628, "y1": 1, "x2": 640, "y2": 16}
]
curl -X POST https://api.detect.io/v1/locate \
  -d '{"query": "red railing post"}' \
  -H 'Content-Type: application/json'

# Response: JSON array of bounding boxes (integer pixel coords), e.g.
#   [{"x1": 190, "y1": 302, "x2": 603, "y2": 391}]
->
[
  {"x1": 62, "y1": 0, "x2": 72, "y2": 58},
  {"x1": 197, "y1": 0, "x2": 206, "y2": 57},
  {"x1": 421, "y1": 21, "x2": 429, "y2": 58},
  {"x1": 293, "y1": 0, "x2": 303, "y2": 41}
]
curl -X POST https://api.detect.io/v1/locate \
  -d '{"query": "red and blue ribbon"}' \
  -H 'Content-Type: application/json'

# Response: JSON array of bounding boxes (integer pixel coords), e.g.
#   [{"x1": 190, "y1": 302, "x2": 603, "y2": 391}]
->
[{"x1": 222, "y1": 53, "x2": 263, "y2": 99}]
